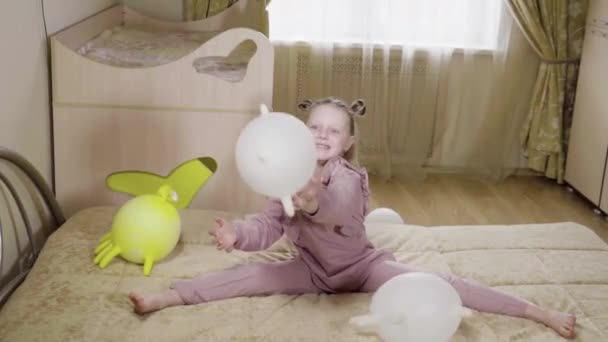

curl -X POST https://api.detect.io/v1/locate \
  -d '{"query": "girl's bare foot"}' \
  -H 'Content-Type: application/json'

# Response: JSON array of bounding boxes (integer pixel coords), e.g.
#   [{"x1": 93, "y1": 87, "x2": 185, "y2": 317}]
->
[
  {"x1": 543, "y1": 310, "x2": 576, "y2": 339},
  {"x1": 128, "y1": 289, "x2": 184, "y2": 315},
  {"x1": 524, "y1": 304, "x2": 576, "y2": 339}
]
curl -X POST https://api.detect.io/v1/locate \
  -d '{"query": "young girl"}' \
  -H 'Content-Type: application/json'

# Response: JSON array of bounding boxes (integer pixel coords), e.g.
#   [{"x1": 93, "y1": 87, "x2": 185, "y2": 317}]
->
[{"x1": 129, "y1": 97, "x2": 576, "y2": 339}]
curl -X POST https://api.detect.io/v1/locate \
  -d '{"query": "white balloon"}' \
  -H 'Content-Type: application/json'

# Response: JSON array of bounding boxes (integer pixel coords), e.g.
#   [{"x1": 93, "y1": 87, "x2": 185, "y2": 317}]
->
[
  {"x1": 350, "y1": 272, "x2": 465, "y2": 342},
  {"x1": 365, "y1": 208, "x2": 404, "y2": 224},
  {"x1": 235, "y1": 104, "x2": 317, "y2": 216}
]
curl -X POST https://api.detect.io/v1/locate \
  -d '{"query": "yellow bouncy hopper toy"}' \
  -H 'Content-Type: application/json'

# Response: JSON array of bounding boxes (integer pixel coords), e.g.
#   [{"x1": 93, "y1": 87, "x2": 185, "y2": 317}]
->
[{"x1": 93, "y1": 157, "x2": 217, "y2": 275}]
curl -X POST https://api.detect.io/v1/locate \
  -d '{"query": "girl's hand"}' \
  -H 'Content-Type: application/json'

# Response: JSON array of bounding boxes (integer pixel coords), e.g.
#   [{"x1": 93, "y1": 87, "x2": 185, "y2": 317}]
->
[
  {"x1": 293, "y1": 168, "x2": 326, "y2": 214},
  {"x1": 209, "y1": 218, "x2": 237, "y2": 252}
]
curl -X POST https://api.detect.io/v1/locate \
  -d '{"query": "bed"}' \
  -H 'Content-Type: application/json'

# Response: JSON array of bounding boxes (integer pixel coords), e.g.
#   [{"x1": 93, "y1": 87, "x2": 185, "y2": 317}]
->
[
  {"x1": 50, "y1": 0, "x2": 272, "y2": 219},
  {"x1": 1, "y1": 149, "x2": 608, "y2": 341}
]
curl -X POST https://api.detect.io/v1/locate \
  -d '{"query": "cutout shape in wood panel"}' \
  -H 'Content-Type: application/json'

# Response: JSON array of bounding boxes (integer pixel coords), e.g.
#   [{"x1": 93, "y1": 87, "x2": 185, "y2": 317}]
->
[{"x1": 192, "y1": 39, "x2": 257, "y2": 82}]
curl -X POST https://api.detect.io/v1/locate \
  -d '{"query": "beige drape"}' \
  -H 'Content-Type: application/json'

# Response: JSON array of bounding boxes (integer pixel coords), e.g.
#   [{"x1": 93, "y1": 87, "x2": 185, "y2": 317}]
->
[
  {"x1": 505, "y1": 0, "x2": 588, "y2": 183},
  {"x1": 273, "y1": 2, "x2": 540, "y2": 181}
]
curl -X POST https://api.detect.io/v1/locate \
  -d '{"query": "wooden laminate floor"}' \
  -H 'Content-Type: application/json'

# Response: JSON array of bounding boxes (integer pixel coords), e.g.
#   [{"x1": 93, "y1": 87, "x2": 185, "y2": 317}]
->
[{"x1": 368, "y1": 174, "x2": 608, "y2": 243}]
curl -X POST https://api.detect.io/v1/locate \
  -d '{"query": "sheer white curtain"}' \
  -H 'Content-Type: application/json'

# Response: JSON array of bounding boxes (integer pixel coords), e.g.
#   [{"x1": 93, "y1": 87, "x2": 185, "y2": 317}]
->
[{"x1": 270, "y1": 0, "x2": 539, "y2": 180}]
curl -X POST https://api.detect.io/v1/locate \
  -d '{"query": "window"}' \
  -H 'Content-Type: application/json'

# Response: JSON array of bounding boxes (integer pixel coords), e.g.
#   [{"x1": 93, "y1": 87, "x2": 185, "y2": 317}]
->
[{"x1": 268, "y1": 0, "x2": 503, "y2": 50}]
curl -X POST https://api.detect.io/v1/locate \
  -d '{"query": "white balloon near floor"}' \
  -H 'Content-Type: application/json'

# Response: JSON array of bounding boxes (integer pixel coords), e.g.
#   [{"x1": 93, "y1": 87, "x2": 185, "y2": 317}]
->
[
  {"x1": 365, "y1": 208, "x2": 404, "y2": 224},
  {"x1": 350, "y1": 272, "x2": 467, "y2": 342}
]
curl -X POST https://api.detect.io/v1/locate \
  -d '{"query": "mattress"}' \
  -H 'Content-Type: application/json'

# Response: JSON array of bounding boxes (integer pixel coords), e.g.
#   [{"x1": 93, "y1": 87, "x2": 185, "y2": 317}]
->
[
  {"x1": 1, "y1": 206, "x2": 607, "y2": 341},
  {"x1": 76, "y1": 26, "x2": 253, "y2": 82}
]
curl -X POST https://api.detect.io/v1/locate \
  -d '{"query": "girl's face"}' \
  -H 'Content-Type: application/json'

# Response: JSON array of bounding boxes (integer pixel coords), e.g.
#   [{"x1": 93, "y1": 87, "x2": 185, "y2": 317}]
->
[{"x1": 306, "y1": 104, "x2": 355, "y2": 162}]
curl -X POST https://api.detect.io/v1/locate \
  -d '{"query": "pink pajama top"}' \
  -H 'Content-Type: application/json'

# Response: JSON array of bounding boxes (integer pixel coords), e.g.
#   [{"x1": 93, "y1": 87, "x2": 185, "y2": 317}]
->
[{"x1": 232, "y1": 157, "x2": 393, "y2": 293}]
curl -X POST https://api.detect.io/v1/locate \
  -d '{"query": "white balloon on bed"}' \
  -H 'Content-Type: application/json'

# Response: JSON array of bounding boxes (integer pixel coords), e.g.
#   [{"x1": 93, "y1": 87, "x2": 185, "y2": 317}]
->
[
  {"x1": 350, "y1": 271, "x2": 468, "y2": 342},
  {"x1": 365, "y1": 208, "x2": 404, "y2": 224},
  {"x1": 235, "y1": 104, "x2": 317, "y2": 217}
]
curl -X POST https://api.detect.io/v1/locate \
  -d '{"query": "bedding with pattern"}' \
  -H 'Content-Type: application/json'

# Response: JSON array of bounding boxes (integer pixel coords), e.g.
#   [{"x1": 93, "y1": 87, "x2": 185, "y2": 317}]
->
[
  {"x1": 0, "y1": 206, "x2": 607, "y2": 341},
  {"x1": 76, "y1": 26, "x2": 253, "y2": 82}
]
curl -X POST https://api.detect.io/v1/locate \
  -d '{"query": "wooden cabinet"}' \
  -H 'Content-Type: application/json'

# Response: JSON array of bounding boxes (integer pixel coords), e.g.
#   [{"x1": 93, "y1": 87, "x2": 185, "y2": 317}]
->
[
  {"x1": 565, "y1": 0, "x2": 608, "y2": 213},
  {"x1": 53, "y1": 107, "x2": 267, "y2": 218}
]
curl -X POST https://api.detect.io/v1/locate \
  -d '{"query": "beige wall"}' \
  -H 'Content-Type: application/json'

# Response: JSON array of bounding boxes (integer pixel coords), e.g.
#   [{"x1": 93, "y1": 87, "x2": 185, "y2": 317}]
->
[
  {"x1": 43, "y1": 0, "x2": 183, "y2": 35},
  {"x1": 44, "y1": 0, "x2": 119, "y2": 35},
  {"x1": 1, "y1": 0, "x2": 53, "y2": 184}
]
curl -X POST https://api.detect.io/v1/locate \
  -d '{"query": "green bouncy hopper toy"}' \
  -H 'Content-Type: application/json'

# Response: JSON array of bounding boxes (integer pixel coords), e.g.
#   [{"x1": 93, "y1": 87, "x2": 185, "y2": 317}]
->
[{"x1": 93, "y1": 157, "x2": 217, "y2": 275}]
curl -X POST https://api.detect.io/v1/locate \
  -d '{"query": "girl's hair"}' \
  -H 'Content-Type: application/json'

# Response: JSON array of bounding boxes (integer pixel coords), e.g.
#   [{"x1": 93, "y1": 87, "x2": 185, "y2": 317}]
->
[{"x1": 297, "y1": 97, "x2": 366, "y2": 164}]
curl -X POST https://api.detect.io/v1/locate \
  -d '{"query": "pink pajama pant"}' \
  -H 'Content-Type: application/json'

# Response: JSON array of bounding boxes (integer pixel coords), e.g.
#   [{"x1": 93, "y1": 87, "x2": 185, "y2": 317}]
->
[{"x1": 171, "y1": 257, "x2": 529, "y2": 317}]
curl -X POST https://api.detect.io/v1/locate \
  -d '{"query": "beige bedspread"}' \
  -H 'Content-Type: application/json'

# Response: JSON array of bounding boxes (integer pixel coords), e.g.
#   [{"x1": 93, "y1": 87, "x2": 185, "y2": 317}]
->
[{"x1": 1, "y1": 206, "x2": 608, "y2": 341}]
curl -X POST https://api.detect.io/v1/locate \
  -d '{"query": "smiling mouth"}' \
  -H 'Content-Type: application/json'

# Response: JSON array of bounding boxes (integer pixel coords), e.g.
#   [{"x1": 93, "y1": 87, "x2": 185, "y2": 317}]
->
[{"x1": 316, "y1": 143, "x2": 330, "y2": 150}]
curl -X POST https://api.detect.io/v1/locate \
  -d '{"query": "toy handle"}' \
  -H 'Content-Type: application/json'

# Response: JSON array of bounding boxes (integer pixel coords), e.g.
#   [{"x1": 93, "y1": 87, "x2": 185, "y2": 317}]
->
[
  {"x1": 349, "y1": 314, "x2": 380, "y2": 333},
  {"x1": 281, "y1": 195, "x2": 295, "y2": 217},
  {"x1": 260, "y1": 104, "x2": 270, "y2": 114},
  {"x1": 350, "y1": 313, "x2": 408, "y2": 335}
]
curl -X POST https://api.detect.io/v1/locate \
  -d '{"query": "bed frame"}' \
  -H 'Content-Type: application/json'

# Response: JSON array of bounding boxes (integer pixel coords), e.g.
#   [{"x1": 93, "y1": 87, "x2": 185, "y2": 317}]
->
[
  {"x1": 50, "y1": 1, "x2": 272, "y2": 218},
  {"x1": 0, "y1": 148, "x2": 65, "y2": 308}
]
